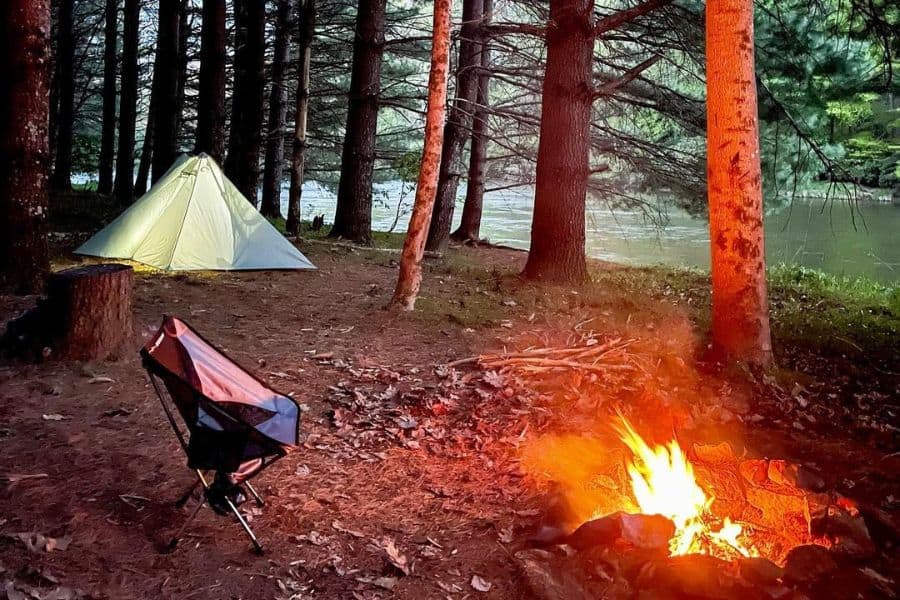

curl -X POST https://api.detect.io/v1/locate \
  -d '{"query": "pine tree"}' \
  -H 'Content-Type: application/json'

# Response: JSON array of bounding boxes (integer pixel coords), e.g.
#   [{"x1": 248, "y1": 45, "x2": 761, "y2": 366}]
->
[
  {"x1": 706, "y1": 0, "x2": 773, "y2": 365},
  {"x1": 425, "y1": 0, "x2": 484, "y2": 252},
  {"x1": 391, "y1": 0, "x2": 452, "y2": 310},
  {"x1": 97, "y1": 0, "x2": 117, "y2": 195},
  {"x1": 261, "y1": 0, "x2": 294, "y2": 220},
  {"x1": 114, "y1": 0, "x2": 139, "y2": 206},
  {"x1": 0, "y1": 0, "x2": 52, "y2": 293},
  {"x1": 195, "y1": 0, "x2": 226, "y2": 162},
  {"x1": 225, "y1": 0, "x2": 266, "y2": 204},
  {"x1": 50, "y1": 0, "x2": 75, "y2": 191},
  {"x1": 286, "y1": 0, "x2": 316, "y2": 235},
  {"x1": 330, "y1": 0, "x2": 387, "y2": 244}
]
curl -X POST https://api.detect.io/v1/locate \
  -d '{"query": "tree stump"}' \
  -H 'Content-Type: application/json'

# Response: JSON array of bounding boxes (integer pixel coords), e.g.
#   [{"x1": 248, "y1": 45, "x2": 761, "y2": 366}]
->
[{"x1": 1, "y1": 263, "x2": 133, "y2": 361}]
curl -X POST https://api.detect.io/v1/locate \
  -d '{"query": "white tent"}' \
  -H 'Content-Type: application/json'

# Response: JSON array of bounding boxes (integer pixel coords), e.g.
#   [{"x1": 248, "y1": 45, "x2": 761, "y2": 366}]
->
[{"x1": 76, "y1": 154, "x2": 315, "y2": 271}]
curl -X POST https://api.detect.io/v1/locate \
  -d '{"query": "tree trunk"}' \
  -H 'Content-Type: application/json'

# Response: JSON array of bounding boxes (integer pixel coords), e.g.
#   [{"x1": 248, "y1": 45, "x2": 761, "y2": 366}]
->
[
  {"x1": 195, "y1": 0, "x2": 226, "y2": 163},
  {"x1": 260, "y1": 0, "x2": 294, "y2": 220},
  {"x1": 134, "y1": 117, "x2": 153, "y2": 196},
  {"x1": 0, "y1": 0, "x2": 52, "y2": 294},
  {"x1": 50, "y1": 0, "x2": 74, "y2": 191},
  {"x1": 330, "y1": 0, "x2": 386, "y2": 244},
  {"x1": 425, "y1": 0, "x2": 484, "y2": 252},
  {"x1": 97, "y1": 0, "x2": 117, "y2": 195},
  {"x1": 706, "y1": 0, "x2": 772, "y2": 366},
  {"x1": 150, "y1": 0, "x2": 181, "y2": 183},
  {"x1": 522, "y1": 0, "x2": 592, "y2": 283},
  {"x1": 286, "y1": 0, "x2": 316, "y2": 236},
  {"x1": 2, "y1": 264, "x2": 134, "y2": 361},
  {"x1": 389, "y1": 0, "x2": 452, "y2": 311},
  {"x1": 224, "y1": 0, "x2": 266, "y2": 205},
  {"x1": 452, "y1": 0, "x2": 492, "y2": 242},
  {"x1": 114, "y1": 0, "x2": 139, "y2": 205},
  {"x1": 174, "y1": 0, "x2": 189, "y2": 146}
]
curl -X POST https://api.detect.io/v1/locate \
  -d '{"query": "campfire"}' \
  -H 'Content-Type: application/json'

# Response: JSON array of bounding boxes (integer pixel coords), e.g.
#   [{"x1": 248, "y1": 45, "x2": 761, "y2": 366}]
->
[
  {"x1": 519, "y1": 410, "x2": 832, "y2": 563},
  {"x1": 515, "y1": 415, "x2": 892, "y2": 598},
  {"x1": 614, "y1": 415, "x2": 755, "y2": 560}
]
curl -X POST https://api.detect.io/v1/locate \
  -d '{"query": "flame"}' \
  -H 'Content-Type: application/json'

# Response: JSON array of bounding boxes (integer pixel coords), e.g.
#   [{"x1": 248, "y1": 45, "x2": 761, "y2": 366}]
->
[{"x1": 615, "y1": 415, "x2": 756, "y2": 559}]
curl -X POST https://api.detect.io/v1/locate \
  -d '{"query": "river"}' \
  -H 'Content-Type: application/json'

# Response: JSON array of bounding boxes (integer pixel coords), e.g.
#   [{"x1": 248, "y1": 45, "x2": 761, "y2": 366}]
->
[{"x1": 280, "y1": 182, "x2": 899, "y2": 284}]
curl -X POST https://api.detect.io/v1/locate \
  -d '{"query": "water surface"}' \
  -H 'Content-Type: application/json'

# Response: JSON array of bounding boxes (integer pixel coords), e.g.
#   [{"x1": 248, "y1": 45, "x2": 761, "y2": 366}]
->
[{"x1": 282, "y1": 182, "x2": 899, "y2": 283}]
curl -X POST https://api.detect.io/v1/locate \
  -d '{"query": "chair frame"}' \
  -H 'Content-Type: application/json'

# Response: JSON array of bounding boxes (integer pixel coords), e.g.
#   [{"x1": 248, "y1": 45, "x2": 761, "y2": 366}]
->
[{"x1": 145, "y1": 363, "x2": 284, "y2": 555}]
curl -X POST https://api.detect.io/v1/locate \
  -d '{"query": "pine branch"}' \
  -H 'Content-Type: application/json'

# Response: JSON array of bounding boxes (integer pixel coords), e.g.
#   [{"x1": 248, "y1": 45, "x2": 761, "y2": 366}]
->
[
  {"x1": 593, "y1": 0, "x2": 674, "y2": 37},
  {"x1": 591, "y1": 54, "x2": 662, "y2": 100}
]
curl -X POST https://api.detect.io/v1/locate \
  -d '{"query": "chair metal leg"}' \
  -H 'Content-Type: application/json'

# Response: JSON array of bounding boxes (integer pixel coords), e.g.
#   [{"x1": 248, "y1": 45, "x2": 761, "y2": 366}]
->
[
  {"x1": 244, "y1": 481, "x2": 264, "y2": 507},
  {"x1": 167, "y1": 496, "x2": 205, "y2": 551},
  {"x1": 175, "y1": 478, "x2": 202, "y2": 508},
  {"x1": 165, "y1": 469, "x2": 264, "y2": 555},
  {"x1": 225, "y1": 497, "x2": 264, "y2": 555}
]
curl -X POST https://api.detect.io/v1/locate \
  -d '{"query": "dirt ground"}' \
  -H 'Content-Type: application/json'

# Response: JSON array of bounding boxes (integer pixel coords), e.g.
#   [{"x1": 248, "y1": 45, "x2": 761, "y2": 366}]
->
[{"x1": 1, "y1": 242, "x2": 897, "y2": 599}]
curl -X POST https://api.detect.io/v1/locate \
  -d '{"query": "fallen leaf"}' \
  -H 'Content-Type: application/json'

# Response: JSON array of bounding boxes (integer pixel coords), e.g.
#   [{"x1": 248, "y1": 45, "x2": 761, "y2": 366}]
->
[
  {"x1": 356, "y1": 576, "x2": 398, "y2": 591},
  {"x1": 498, "y1": 525, "x2": 515, "y2": 544},
  {"x1": 378, "y1": 537, "x2": 410, "y2": 576},
  {"x1": 482, "y1": 371, "x2": 504, "y2": 389},
  {"x1": 470, "y1": 575, "x2": 492, "y2": 592},
  {"x1": 4, "y1": 532, "x2": 72, "y2": 553},
  {"x1": 396, "y1": 416, "x2": 418, "y2": 430}
]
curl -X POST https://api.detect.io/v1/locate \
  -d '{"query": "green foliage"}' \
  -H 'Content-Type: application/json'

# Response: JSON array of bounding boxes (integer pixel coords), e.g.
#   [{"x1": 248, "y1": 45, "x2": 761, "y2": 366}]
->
[
  {"x1": 267, "y1": 216, "x2": 287, "y2": 234},
  {"x1": 391, "y1": 151, "x2": 421, "y2": 183}
]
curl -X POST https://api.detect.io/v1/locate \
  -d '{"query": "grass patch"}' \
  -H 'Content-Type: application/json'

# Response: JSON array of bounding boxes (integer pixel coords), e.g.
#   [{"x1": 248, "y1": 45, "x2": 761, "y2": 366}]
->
[
  {"x1": 766, "y1": 265, "x2": 898, "y2": 364},
  {"x1": 588, "y1": 263, "x2": 898, "y2": 367}
]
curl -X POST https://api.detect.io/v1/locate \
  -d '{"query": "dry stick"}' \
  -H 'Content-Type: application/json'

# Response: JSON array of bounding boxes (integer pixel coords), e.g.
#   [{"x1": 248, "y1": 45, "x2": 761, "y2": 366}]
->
[
  {"x1": 445, "y1": 338, "x2": 636, "y2": 368},
  {"x1": 478, "y1": 357, "x2": 634, "y2": 373}
]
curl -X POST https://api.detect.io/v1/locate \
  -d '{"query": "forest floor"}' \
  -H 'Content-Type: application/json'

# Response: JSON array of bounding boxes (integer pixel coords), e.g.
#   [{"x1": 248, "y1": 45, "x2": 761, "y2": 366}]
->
[{"x1": 0, "y1": 235, "x2": 898, "y2": 599}]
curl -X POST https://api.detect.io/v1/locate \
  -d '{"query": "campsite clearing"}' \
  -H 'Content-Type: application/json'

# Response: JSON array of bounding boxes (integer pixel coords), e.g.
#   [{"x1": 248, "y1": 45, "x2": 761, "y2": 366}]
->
[{"x1": 0, "y1": 242, "x2": 897, "y2": 598}]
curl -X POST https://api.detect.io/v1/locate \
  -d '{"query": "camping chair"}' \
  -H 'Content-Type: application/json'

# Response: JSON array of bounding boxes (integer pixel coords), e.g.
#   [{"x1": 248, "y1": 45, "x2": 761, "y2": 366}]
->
[{"x1": 141, "y1": 315, "x2": 300, "y2": 554}]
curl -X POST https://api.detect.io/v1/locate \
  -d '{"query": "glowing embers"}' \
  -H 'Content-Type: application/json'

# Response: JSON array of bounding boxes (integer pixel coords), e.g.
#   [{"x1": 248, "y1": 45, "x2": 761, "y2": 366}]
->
[{"x1": 615, "y1": 415, "x2": 756, "y2": 560}]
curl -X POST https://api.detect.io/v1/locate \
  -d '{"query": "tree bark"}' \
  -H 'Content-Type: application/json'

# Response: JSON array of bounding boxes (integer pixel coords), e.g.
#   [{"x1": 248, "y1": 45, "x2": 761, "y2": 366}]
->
[
  {"x1": 706, "y1": 0, "x2": 772, "y2": 366},
  {"x1": 425, "y1": 0, "x2": 484, "y2": 252},
  {"x1": 97, "y1": 0, "x2": 117, "y2": 195},
  {"x1": 195, "y1": 0, "x2": 226, "y2": 163},
  {"x1": 150, "y1": 0, "x2": 181, "y2": 183},
  {"x1": 522, "y1": 0, "x2": 592, "y2": 283},
  {"x1": 389, "y1": 0, "x2": 452, "y2": 311},
  {"x1": 50, "y1": 0, "x2": 74, "y2": 191},
  {"x1": 0, "y1": 0, "x2": 52, "y2": 294},
  {"x1": 452, "y1": 0, "x2": 492, "y2": 242},
  {"x1": 174, "y1": 0, "x2": 189, "y2": 146},
  {"x1": 330, "y1": 0, "x2": 387, "y2": 244},
  {"x1": 286, "y1": 0, "x2": 316, "y2": 236},
  {"x1": 114, "y1": 0, "x2": 139, "y2": 205},
  {"x1": 260, "y1": 0, "x2": 294, "y2": 220},
  {"x1": 224, "y1": 0, "x2": 266, "y2": 205},
  {"x1": 134, "y1": 116, "x2": 153, "y2": 196}
]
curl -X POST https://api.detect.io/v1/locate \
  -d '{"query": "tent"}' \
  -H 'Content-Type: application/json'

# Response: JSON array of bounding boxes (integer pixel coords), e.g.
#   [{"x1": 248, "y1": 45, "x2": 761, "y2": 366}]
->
[{"x1": 76, "y1": 154, "x2": 315, "y2": 271}]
